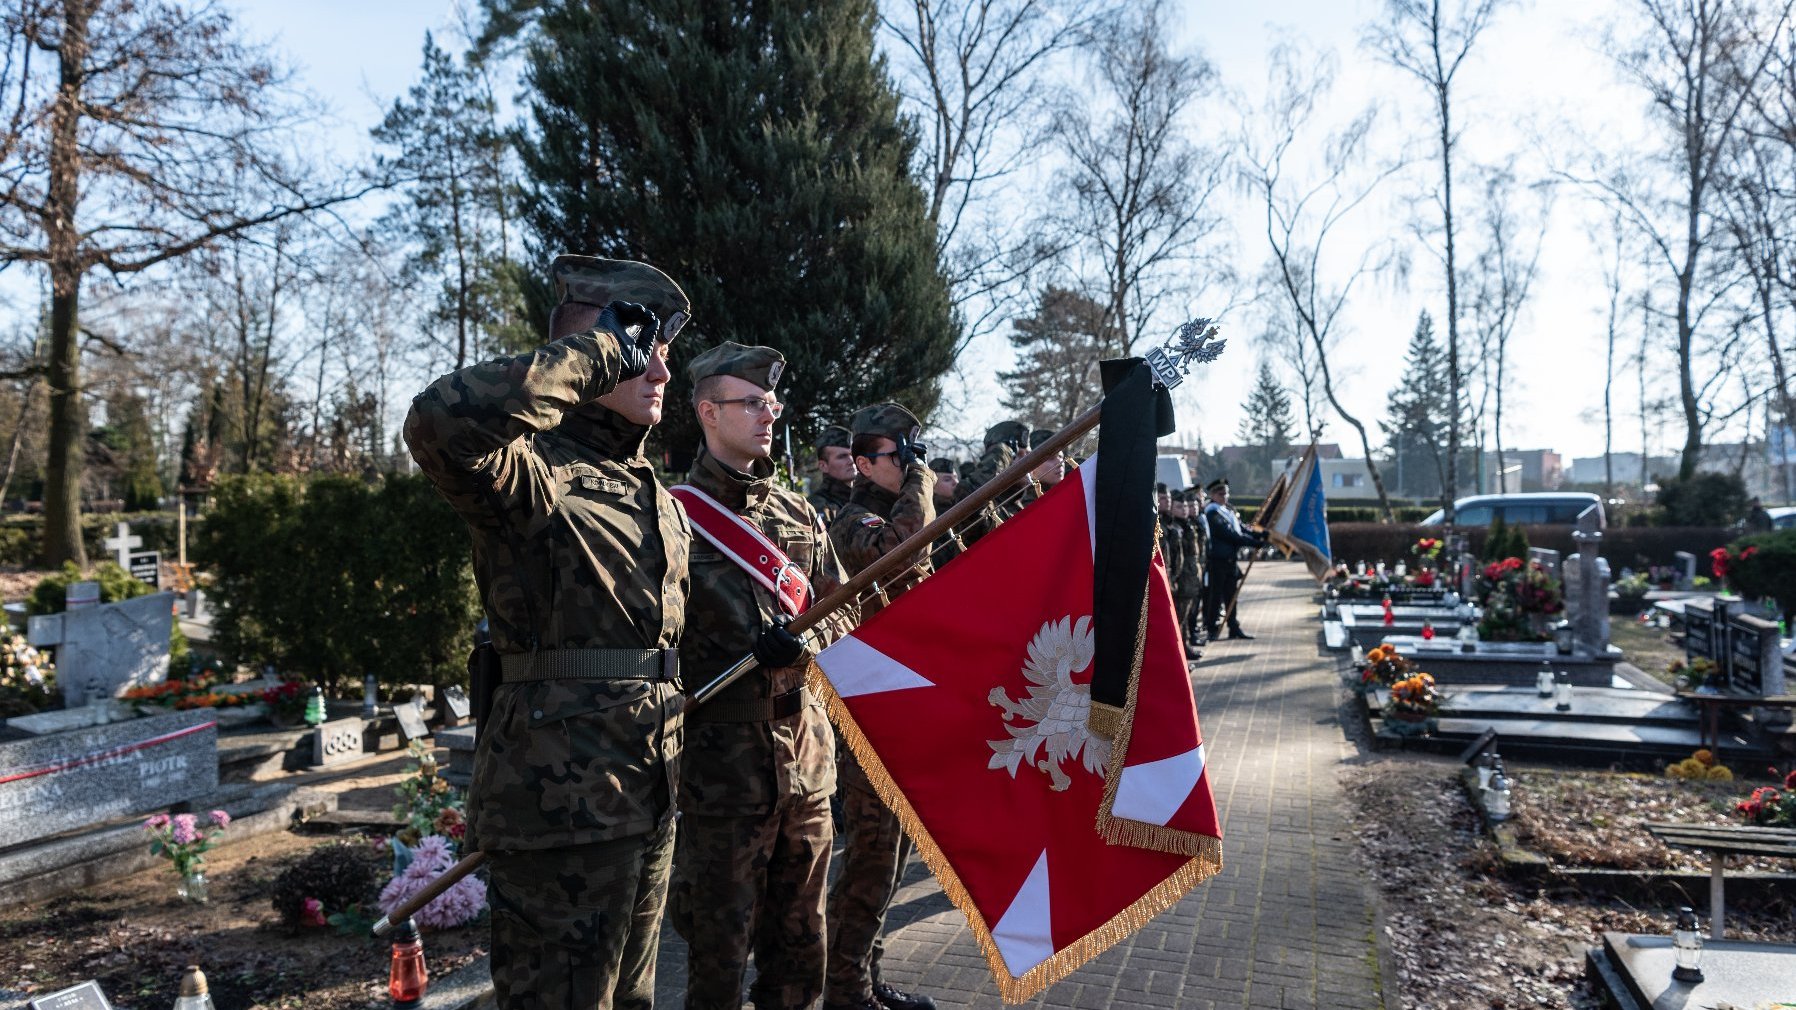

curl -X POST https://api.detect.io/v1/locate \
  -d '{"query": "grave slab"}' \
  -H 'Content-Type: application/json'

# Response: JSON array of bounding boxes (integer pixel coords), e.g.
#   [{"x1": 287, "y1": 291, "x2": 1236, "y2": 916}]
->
[
  {"x1": 29, "y1": 592, "x2": 174, "y2": 708},
  {"x1": 0, "y1": 709, "x2": 217, "y2": 849},
  {"x1": 1593, "y1": 931, "x2": 1796, "y2": 1010},
  {"x1": 312, "y1": 717, "x2": 364, "y2": 767}
]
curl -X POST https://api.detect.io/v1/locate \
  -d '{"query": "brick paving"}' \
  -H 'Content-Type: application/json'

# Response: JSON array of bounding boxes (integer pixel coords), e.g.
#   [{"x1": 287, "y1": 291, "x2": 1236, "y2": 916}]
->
[{"x1": 654, "y1": 561, "x2": 1387, "y2": 1009}]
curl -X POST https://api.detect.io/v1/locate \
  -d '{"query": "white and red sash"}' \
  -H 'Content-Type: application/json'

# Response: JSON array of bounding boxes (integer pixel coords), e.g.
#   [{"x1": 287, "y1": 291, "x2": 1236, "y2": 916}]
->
[{"x1": 669, "y1": 484, "x2": 813, "y2": 616}]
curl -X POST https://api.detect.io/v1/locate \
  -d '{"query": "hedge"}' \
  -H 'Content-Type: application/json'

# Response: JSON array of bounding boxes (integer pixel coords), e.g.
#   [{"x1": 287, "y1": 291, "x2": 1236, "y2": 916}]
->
[
  {"x1": 1326, "y1": 523, "x2": 1737, "y2": 572},
  {"x1": 0, "y1": 512, "x2": 187, "y2": 567},
  {"x1": 194, "y1": 474, "x2": 479, "y2": 694}
]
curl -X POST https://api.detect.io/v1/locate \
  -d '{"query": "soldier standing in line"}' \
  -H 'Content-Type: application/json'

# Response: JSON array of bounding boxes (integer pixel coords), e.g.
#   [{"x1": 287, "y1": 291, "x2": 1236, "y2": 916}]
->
[
  {"x1": 824, "y1": 403, "x2": 941, "y2": 1010},
  {"x1": 1202, "y1": 477, "x2": 1269, "y2": 641},
  {"x1": 403, "y1": 255, "x2": 692, "y2": 1010},
  {"x1": 926, "y1": 457, "x2": 964, "y2": 568},
  {"x1": 1157, "y1": 483, "x2": 1186, "y2": 599},
  {"x1": 1029, "y1": 428, "x2": 1066, "y2": 494},
  {"x1": 953, "y1": 419, "x2": 1032, "y2": 519},
  {"x1": 809, "y1": 424, "x2": 857, "y2": 524},
  {"x1": 1173, "y1": 490, "x2": 1207, "y2": 651},
  {"x1": 668, "y1": 343, "x2": 857, "y2": 1010}
]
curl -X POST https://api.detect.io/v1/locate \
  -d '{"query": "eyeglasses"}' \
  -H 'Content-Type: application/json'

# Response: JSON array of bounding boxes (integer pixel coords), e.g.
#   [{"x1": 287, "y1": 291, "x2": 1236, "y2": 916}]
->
[
  {"x1": 862, "y1": 450, "x2": 901, "y2": 462},
  {"x1": 709, "y1": 397, "x2": 784, "y2": 418}
]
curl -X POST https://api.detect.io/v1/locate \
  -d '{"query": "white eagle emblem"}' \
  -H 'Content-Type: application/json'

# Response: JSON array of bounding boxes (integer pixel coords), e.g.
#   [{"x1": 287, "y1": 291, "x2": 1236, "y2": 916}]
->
[{"x1": 986, "y1": 615, "x2": 1110, "y2": 791}]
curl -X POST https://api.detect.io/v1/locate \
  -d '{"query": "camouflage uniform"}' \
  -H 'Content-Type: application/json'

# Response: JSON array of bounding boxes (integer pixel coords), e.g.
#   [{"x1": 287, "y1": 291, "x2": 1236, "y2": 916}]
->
[
  {"x1": 952, "y1": 419, "x2": 1032, "y2": 535},
  {"x1": 825, "y1": 404, "x2": 938, "y2": 1010},
  {"x1": 404, "y1": 255, "x2": 693, "y2": 1010},
  {"x1": 808, "y1": 424, "x2": 856, "y2": 525},
  {"x1": 1172, "y1": 494, "x2": 1205, "y2": 646},
  {"x1": 669, "y1": 343, "x2": 856, "y2": 1010}
]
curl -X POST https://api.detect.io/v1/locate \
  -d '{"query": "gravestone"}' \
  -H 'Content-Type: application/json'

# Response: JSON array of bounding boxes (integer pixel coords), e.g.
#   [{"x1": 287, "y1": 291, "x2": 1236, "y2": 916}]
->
[
  {"x1": 312, "y1": 717, "x2": 364, "y2": 767},
  {"x1": 64, "y1": 581, "x2": 99, "y2": 611},
  {"x1": 1727, "y1": 614, "x2": 1786, "y2": 696},
  {"x1": 442, "y1": 685, "x2": 471, "y2": 723},
  {"x1": 1673, "y1": 550, "x2": 1697, "y2": 590},
  {"x1": 127, "y1": 550, "x2": 160, "y2": 589},
  {"x1": 1683, "y1": 596, "x2": 1733, "y2": 683},
  {"x1": 1456, "y1": 552, "x2": 1478, "y2": 601},
  {"x1": 0, "y1": 709, "x2": 217, "y2": 849},
  {"x1": 28, "y1": 592, "x2": 174, "y2": 708},
  {"x1": 394, "y1": 696, "x2": 430, "y2": 741},
  {"x1": 25, "y1": 980, "x2": 113, "y2": 1010},
  {"x1": 1527, "y1": 546, "x2": 1562, "y2": 582},
  {"x1": 102, "y1": 522, "x2": 141, "y2": 568},
  {"x1": 1566, "y1": 524, "x2": 1611, "y2": 655}
]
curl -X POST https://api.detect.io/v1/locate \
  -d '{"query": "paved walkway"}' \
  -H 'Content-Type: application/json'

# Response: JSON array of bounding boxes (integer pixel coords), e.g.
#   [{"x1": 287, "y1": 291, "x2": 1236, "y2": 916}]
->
[{"x1": 655, "y1": 562, "x2": 1387, "y2": 1009}]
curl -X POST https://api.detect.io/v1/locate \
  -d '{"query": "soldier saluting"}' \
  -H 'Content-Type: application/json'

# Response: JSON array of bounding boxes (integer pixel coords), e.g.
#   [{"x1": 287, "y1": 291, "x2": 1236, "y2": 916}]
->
[
  {"x1": 824, "y1": 403, "x2": 940, "y2": 1010},
  {"x1": 403, "y1": 255, "x2": 692, "y2": 1010},
  {"x1": 669, "y1": 342, "x2": 857, "y2": 1010},
  {"x1": 808, "y1": 424, "x2": 856, "y2": 525}
]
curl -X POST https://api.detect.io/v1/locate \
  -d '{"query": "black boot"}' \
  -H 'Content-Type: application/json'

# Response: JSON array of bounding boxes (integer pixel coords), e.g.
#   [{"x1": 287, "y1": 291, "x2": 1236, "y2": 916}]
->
[
  {"x1": 874, "y1": 982, "x2": 938, "y2": 1010},
  {"x1": 1226, "y1": 627, "x2": 1254, "y2": 640}
]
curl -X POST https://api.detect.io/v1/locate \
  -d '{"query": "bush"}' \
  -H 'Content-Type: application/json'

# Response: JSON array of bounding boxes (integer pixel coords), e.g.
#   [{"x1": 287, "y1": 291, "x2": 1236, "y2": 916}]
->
[
  {"x1": 196, "y1": 474, "x2": 478, "y2": 694},
  {"x1": 1656, "y1": 472, "x2": 1749, "y2": 526},
  {"x1": 1717, "y1": 528, "x2": 1796, "y2": 623},
  {"x1": 270, "y1": 842, "x2": 385, "y2": 929},
  {"x1": 0, "y1": 512, "x2": 186, "y2": 567},
  {"x1": 1480, "y1": 515, "x2": 1529, "y2": 562}
]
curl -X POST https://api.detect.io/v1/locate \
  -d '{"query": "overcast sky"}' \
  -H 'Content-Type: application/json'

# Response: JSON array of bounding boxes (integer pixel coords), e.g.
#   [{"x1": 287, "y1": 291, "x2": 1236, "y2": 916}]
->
[{"x1": 201, "y1": 1, "x2": 1731, "y2": 464}]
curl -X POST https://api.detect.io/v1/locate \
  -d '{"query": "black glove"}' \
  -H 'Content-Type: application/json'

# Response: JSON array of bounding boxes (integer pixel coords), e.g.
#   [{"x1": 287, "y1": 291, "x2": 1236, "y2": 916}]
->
[
  {"x1": 752, "y1": 617, "x2": 806, "y2": 669},
  {"x1": 596, "y1": 301, "x2": 661, "y2": 379},
  {"x1": 896, "y1": 439, "x2": 929, "y2": 467}
]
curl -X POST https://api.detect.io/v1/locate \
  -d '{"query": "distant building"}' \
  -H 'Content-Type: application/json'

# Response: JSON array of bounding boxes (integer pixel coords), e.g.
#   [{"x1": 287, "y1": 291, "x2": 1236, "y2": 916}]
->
[{"x1": 1478, "y1": 449, "x2": 1563, "y2": 492}]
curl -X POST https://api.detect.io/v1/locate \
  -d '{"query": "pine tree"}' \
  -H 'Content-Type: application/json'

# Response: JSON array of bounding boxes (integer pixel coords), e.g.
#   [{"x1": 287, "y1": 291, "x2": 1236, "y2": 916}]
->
[
  {"x1": 513, "y1": 0, "x2": 958, "y2": 454},
  {"x1": 998, "y1": 286, "x2": 1116, "y2": 429},
  {"x1": 1235, "y1": 360, "x2": 1295, "y2": 486},
  {"x1": 1381, "y1": 311, "x2": 1457, "y2": 503}
]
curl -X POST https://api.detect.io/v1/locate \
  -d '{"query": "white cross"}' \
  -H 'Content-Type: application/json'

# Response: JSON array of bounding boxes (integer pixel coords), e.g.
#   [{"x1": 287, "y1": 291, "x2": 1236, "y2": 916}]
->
[{"x1": 104, "y1": 521, "x2": 141, "y2": 568}]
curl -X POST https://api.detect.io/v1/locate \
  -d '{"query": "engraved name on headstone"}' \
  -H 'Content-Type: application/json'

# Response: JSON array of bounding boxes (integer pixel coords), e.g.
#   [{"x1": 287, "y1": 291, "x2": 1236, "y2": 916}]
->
[
  {"x1": 394, "y1": 696, "x2": 430, "y2": 741},
  {"x1": 26, "y1": 979, "x2": 114, "y2": 1010}
]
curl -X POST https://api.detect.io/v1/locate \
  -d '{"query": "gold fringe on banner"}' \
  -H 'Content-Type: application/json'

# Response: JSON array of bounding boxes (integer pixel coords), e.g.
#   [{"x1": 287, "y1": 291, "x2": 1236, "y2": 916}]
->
[
  {"x1": 806, "y1": 659, "x2": 1221, "y2": 1004},
  {"x1": 1092, "y1": 563, "x2": 1224, "y2": 859}
]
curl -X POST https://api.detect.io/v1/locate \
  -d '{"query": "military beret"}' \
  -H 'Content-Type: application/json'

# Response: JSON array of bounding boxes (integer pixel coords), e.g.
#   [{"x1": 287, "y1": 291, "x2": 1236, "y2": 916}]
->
[
  {"x1": 814, "y1": 424, "x2": 851, "y2": 452},
  {"x1": 929, "y1": 457, "x2": 957, "y2": 475},
  {"x1": 984, "y1": 419, "x2": 1030, "y2": 449},
  {"x1": 687, "y1": 341, "x2": 785, "y2": 391},
  {"x1": 1030, "y1": 428, "x2": 1056, "y2": 450},
  {"x1": 1156, "y1": 482, "x2": 1169, "y2": 494},
  {"x1": 958, "y1": 461, "x2": 976, "y2": 480},
  {"x1": 552, "y1": 255, "x2": 691, "y2": 341},
  {"x1": 1205, "y1": 477, "x2": 1229, "y2": 493},
  {"x1": 849, "y1": 402, "x2": 922, "y2": 441}
]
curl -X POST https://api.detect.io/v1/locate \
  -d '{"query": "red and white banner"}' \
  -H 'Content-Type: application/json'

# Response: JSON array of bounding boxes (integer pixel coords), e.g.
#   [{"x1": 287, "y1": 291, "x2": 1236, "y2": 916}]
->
[{"x1": 811, "y1": 456, "x2": 1222, "y2": 1002}]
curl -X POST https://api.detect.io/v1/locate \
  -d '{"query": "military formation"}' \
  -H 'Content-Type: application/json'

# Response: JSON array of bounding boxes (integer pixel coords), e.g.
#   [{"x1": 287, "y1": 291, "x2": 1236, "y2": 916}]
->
[{"x1": 404, "y1": 256, "x2": 1264, "y2": 1010}]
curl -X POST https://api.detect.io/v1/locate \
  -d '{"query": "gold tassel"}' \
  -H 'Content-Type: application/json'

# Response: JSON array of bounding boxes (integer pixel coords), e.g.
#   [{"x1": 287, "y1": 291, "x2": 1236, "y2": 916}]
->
[{"x1": 805, "y1": 661, "x2": 1224, "y2": 1004}]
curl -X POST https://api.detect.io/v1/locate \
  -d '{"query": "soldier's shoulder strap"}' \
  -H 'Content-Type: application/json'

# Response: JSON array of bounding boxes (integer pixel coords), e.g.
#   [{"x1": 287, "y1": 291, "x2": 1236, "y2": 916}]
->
[{"x1": 669, "y1": 483, "x2": 812, "y2": 616}]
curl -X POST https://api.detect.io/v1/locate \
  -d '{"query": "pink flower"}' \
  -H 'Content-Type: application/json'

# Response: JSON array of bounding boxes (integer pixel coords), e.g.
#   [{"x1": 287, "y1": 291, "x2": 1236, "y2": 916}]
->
[
  {"x1": 171, "y1": 813, "x2": 199, "y2": 845},
  {"x1": 143, "y1": 813, "x2": 170, "y2": 831},
  {"x1": 209, "y1": 810, "x2": 231, "y2": 829},
  {"x1": 300, "y1": 897, "x2": 326, "y2": 928}
]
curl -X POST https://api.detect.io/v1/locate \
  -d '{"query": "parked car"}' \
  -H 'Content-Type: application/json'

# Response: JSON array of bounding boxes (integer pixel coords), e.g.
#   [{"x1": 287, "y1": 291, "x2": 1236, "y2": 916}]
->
[
  {"x1": 1156, "y1": 455, "x2": 1191, "y2": 492},
  {"x1": 1418, "y1": 492, "x2": 1605, "y2": 528}
]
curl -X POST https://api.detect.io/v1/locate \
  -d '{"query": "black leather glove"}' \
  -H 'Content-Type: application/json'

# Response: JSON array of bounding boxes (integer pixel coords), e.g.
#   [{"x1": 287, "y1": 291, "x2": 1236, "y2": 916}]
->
[
  {"x1": 752, "y1": 617, "x2": 806, "y2": 669},
  {"x1": 595, "y1": 301, "x2": 661, "y2": 379},
  {"x1": 896, "y1": 439, "x2": 928, "y2": 467}
]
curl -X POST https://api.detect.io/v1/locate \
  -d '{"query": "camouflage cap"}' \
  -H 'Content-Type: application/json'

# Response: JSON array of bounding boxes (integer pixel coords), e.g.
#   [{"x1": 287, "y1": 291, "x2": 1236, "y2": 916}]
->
[
  {"x1": 984, "y1": 419, "x2": 1030, "y2": 449},
  {"x1": 552, "y1": 255, "x2": 691, "y2": 341},
  {"x1": 1030, "y1": 428, "x2": 1056, "y2": 450},
  {"x1": 929, "y1": 457, "x2": 957, "y2": 475},
  {"x1": 849, "y1": 402, "x2": 922, "y2": 442},
  {"x1": 815, "y1": 424, "x2": 851, "y2": 452},
  {"x1": 687, "y1": 341, "x2": 786, "y2": 391}
]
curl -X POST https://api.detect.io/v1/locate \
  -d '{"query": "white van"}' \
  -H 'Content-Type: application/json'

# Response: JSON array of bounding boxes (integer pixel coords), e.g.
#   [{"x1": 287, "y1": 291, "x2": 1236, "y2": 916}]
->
[
  {"x1": 1156, "y1": 455, "x2": 1191, "y2": 491},
  {"x1": 1419, "y1": 492, "x2": 1604, "y2": 528}
]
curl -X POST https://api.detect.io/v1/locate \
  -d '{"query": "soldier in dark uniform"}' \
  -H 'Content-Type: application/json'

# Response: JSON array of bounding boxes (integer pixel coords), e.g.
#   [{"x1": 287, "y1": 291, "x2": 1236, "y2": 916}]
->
[
  {"x1": 808, "y1": 424, "x2": 856, "y2": 524},
  {"x1": 1202, "y1": 477, "x2": 1268, "y2": 641},
  {"x1": 1172, "y1": 490, "x2": 1206, "y2": 650},
  {"x1": 1157, "y1": 483, "x2": 1186, "y2": 594},
  {"x1": 824, "y1": 403, "x2": 939, "y2": 1010},
  {"x1": 404, "y1": 255, "x2": 692, "y2": 1010},
  {"x1": 670, "y1": 343, "x2": 857, "y2": 1010}
]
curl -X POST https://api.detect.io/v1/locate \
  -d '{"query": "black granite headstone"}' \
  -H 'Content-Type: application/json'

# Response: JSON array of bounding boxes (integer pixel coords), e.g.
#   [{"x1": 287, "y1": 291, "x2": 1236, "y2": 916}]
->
[
  {"x1": 1728, "y1": 615, "x2": 1779, "y2": 696},
  {"x1": 128, "y1": 550, "x2": 160, "y2": 588},
  {"x1": 1457, "y1": 728, "x2": 1498, "y2": 766},
  {"x1": 1685, "y1": 598, "x2": 1715, "y2": 663},
  {"x1": 443, "y1": 685, "x2": 471, "y2": 721},
  {"x1": 27, "y1": 980, "x2": 114, "y2": 1010}
]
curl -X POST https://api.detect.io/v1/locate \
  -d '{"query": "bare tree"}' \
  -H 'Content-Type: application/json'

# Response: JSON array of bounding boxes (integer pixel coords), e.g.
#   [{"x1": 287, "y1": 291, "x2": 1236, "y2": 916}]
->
[
  {"x1": 1366, "y1": 0, "x2": 1506, "y2": 523},
  {"x1": 881, "y1": 0, "x2": 1108, "y2": 350},
  {"x1": 1572, "y1": 0, "x2": 1789, "y2": 483},
  {"x1": 0, "y1": 0, "x2": 375, "y2": 564},
  {"x1": 1239, "y1": 43, "x2": 1404, "y2": 520},
  {"x1": 1052, "y1": 0, "x2": 1229, "y2": 355},
  {"x1": 1591, "y1": 211, "x2": 1635, "y2": 502},
  {"x1": 1465, "y1": 163, "x2": 1549, "y2": 493}
]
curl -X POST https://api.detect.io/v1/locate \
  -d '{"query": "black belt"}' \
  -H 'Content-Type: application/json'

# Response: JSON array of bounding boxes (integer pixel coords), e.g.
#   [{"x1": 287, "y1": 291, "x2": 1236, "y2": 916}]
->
[
  {"x1": 689, "y1": 686, "x2": 809, "y2": 724},
  {"x1": 499, "y1": 648, "x2": 679, "y2": 683}
]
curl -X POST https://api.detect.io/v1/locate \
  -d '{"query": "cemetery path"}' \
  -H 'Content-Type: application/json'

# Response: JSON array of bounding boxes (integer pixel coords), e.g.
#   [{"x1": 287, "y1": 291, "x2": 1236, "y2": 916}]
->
[{"x1": 652, "y1": 560, "x2": 1389, "y2": 1010}]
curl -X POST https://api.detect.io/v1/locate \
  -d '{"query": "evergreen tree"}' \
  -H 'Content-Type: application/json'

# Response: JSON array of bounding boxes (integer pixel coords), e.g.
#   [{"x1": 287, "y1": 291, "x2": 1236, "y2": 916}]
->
[
  {"x1": 1235, "y1": 359, "x2": 1295, "y2": 487},
  {"x1": 374, "y1": 33, "x2": 523, "y2": 368},
  {"x1": 998, "y1": 285, "x2": 1116, "y2": 429},
  {"x1": 1381, "y1": 311, "x2": 1457, "y2": 502},
  {"x1": 512, "y1": 0, "x2": 958, "y2": 454}
]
